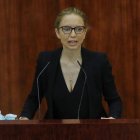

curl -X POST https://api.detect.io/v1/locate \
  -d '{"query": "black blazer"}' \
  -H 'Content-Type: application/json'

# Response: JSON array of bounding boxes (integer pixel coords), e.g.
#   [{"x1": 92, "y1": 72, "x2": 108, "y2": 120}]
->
[{"x1": 20, "y1": 47, "x2": 122, "y2": 119}]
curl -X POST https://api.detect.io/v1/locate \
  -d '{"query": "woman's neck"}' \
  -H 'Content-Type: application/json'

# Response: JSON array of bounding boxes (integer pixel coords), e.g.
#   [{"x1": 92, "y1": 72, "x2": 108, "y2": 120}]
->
[{"x1": 61, "y1": 47, "x2": 82, "y2": 63}]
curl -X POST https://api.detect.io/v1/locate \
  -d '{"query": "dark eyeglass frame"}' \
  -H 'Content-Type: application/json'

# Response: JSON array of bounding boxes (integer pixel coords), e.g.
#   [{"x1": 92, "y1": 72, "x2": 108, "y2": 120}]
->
[{"x1": 59, "y1": 26, "x2": 86, "y2": 34}]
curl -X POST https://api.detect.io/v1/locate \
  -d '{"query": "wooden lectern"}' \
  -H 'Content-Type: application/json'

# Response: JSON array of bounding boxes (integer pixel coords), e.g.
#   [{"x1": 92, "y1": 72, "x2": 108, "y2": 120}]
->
[{"x1": 0, "y1": 119, "x2": 140, "y2": 140}]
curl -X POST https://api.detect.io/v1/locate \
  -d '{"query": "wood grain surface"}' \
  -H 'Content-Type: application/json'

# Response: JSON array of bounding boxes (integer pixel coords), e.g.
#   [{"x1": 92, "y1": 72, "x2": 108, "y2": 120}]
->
[{"x1": 0, "y1": 0, "x2": 139, "y2": 119}]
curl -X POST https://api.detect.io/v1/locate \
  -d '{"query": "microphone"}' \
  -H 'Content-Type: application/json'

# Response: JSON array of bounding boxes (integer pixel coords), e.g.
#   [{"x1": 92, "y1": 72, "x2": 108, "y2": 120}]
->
[
  {"x1": 77, "y1": 60, "x2": 87, "y2": 119},
  {"x1": 37, "y1": 61, "x2": 50, "y2": 120}
]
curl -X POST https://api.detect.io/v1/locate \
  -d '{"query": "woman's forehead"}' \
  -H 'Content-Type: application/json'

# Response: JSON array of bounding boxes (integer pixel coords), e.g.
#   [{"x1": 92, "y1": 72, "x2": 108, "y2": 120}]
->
[{"x1": 60, "y1": 14, "x2": 84, "y2": 26}]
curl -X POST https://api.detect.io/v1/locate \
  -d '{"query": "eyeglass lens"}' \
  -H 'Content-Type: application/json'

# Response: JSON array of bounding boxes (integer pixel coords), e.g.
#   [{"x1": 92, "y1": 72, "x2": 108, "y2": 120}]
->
[{"x1": 60, "y1": 26, "x2": 85, "y2": 34}]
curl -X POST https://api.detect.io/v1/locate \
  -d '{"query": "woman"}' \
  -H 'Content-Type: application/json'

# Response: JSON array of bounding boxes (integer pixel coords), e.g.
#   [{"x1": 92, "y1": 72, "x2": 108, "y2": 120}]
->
[{"x1": 19, "y1": 7, "x2": 122, "y2": 120}]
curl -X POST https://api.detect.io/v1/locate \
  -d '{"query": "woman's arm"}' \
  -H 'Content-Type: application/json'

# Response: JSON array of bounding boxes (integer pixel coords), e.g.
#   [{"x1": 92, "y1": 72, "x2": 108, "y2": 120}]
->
[{"x1": 101, "y1": 54, "x2": 122, "y2": 118}]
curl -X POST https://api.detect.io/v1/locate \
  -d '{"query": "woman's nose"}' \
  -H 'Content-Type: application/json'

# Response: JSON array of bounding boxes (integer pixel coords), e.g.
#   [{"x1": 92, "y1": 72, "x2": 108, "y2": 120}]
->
[{"x1": 70, "y1": 29, "x2": 76, "y2": 37}]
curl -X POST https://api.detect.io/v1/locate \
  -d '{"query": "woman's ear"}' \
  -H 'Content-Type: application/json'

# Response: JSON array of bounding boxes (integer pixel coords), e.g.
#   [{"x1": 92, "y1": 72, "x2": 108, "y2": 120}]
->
[{"x1": 55, "y1": 28, "x2": 60, "y2": 39}]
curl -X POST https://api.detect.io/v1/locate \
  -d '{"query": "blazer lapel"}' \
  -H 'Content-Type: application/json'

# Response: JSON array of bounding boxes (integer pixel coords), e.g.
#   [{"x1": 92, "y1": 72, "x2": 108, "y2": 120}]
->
[
  {"x1": 43, "y1": 48, "x2": 62, "y2": 118},
  {"x1": 81, "y1": 48, "x2": 102, "y2": 118},
  {"x1": 47, "y1": 48, "x2": 62, "y2": 95}
]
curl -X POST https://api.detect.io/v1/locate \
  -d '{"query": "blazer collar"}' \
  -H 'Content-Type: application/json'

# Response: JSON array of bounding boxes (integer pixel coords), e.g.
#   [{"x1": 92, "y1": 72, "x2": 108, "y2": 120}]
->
[
  {"x1": 47, "y1": 47, "x2": 91, "y2": 77},
  {"x1": 45, "y1": 47, "x2": 92, "y2": 84},
  {"x1": 45, "y1": 47, "x2": 92, "y2": 90},
  {"x1": 48, "y1": 47, "x2": 91, "y2": 65},
  {"x1": 81, "y1": 47, "x2": 92, "y2": 74}
]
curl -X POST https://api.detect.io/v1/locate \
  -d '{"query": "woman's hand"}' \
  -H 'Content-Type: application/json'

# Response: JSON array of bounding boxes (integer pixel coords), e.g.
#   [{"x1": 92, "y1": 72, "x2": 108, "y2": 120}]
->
[
  {"x1": 19, "y1": 117, "x2": 29, "y2": 120},
  {"x1": 101, "y1": 117, "x2": 115, "y2": 119}
]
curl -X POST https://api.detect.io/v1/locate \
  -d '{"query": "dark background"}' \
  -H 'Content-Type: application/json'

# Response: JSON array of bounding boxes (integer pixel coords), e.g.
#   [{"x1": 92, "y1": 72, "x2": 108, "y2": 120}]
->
[{"x1": 0, "y1": 0, "x2": 139, "y2": 118}]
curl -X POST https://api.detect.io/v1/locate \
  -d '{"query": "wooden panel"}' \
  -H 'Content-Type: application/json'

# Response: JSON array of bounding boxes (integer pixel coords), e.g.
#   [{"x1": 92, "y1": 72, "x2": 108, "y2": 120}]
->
[
  {"x1": 0, "y1": 119, "x2": 140, "y2": 140},
  {"x1": 0, "y1": 0, "x2": 139, "y2": 119}
]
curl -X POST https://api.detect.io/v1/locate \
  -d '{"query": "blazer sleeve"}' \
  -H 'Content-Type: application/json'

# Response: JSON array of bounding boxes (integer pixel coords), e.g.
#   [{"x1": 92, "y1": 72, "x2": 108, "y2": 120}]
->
[
  {"x1": 101, "y1": 54, "x2": 122, "y2": 118},
  {"x1": 20, "y1": 52, "x2": 49, "y2": 119}
]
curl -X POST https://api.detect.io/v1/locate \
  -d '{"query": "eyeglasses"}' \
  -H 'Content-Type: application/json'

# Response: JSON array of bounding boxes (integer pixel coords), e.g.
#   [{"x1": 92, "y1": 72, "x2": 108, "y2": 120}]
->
[{"x1": 59, "y1": 26, "x2": 85, "y2": 34}]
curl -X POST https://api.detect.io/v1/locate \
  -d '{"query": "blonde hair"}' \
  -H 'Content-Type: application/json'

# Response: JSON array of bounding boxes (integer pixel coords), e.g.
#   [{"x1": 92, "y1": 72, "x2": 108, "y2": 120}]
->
[{"x1": 54, "y1": 7, "x2": 88, "y2": 29}]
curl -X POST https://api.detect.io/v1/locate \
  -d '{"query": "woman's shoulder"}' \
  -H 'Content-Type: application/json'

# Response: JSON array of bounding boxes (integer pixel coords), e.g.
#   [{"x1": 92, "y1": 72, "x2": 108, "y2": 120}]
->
[
  {"x1": 38, "y1": 48, "x2": 62, "y2": 61},
  {"x1": 39, "y1": 48, "x2": 62, "y2": 57},
  {"x1": 82, "y1": 48, "x2": 111, "y2": 68},
  {"x1": 82, "y1": 47, "x2": 107, "y2": 59}
]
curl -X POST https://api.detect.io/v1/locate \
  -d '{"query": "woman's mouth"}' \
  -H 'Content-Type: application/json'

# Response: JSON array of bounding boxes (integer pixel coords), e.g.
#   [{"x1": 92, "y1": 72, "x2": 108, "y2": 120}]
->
[{"x1": 67, "y1": 40, "x2": 78, "y2": 46}]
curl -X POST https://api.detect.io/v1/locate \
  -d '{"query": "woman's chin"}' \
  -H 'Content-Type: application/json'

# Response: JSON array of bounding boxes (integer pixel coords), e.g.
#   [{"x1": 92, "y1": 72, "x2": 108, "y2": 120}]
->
[{"x1": 65, "y1": 45, "x2": 81, "y2": 50}]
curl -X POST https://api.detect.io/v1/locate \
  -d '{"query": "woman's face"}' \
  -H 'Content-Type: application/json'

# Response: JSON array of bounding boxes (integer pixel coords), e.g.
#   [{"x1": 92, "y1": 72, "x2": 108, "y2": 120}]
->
[{"x1": 55, "y1": 14, "x2": 87, "y2": 50}]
